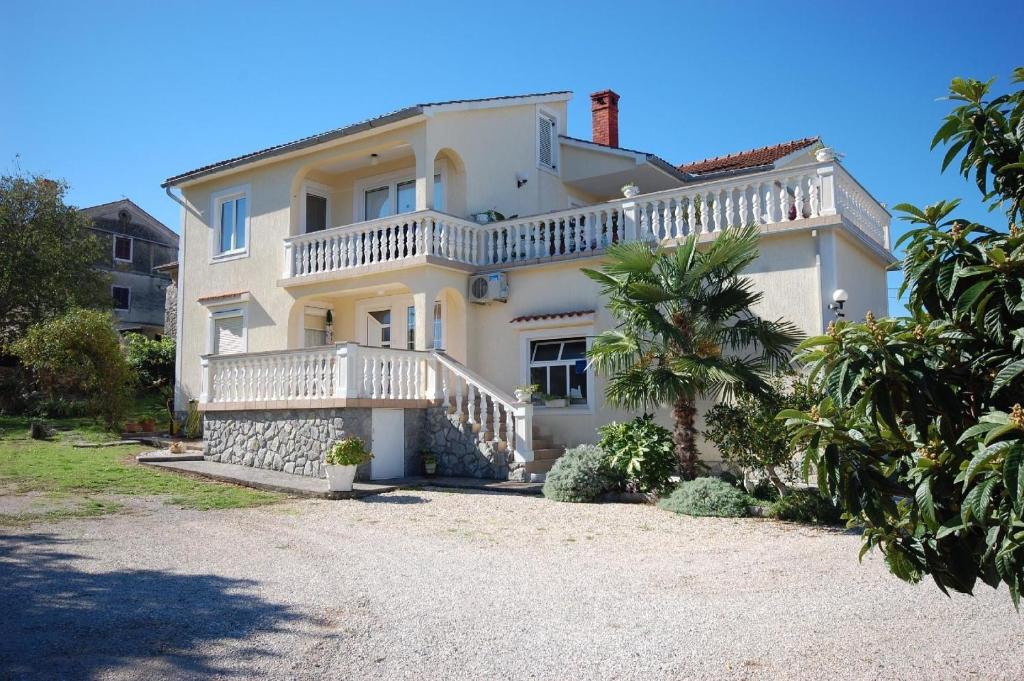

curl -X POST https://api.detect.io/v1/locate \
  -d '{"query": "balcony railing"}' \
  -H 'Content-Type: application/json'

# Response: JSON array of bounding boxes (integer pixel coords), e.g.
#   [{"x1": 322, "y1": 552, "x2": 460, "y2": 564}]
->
[
  {"x1": 281, "y1": 159, "x2": 889, "y2": 280},
  {"x1": 200, "y1": 344, "x2": 534, "y2": 462}
]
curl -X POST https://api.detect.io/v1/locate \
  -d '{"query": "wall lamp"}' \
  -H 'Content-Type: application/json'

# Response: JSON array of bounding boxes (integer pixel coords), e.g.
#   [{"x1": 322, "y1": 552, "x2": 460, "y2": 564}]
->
[{"x1": 828, "y1": 288, "x2": 849, "y2": 318}]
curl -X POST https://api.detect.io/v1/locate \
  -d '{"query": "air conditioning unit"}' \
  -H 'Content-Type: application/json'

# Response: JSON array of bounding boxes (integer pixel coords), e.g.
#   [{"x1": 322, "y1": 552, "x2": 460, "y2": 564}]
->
[{"x1": 469, "y1": 272, "x2": 509, "y2": 304}]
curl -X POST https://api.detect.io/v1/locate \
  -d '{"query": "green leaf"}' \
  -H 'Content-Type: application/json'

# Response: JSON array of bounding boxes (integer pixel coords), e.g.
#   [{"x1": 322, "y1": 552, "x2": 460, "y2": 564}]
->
[
  {"x1": 916, "y1": 480, "x2": 937, "y2": 526},
  {"x1": 993, "y1": 358, "x2": 1024, "y2": 394},
  {"x1": 962, "y1": 477, "x2": 997, "y2": 524},
  {"x1": 965, "y1": 441, "x2": 1013, "y2": 482}
]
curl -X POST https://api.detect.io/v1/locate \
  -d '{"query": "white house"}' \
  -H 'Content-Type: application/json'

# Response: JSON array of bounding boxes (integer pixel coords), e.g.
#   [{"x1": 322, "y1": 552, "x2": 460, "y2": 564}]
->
[{"x1": 163, "y1": 89, "x2": 892, "y2": 481}]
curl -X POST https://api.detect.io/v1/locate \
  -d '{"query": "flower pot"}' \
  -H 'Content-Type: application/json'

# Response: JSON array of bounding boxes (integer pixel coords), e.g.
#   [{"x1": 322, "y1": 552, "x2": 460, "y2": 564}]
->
[
  {"x1": 473, "y1": 212, "x2": 491, "y2": 224},
  {"x1": 124, "y1": 422, "x2": 140, "y2": 433},
  {"x1": 514, "y1": 389, "x2": 532, "y2": 403},
  {"x1": 141, "y1": 420, "x2": 156, "y2": 433},
  {"x1": 544, "y1": 398, "x2": 567, "y2": 408},
  {"x1": 815, "y1": 147, "x2": 835, "y2": 162},
  {"x1": 325, "y1": 464, "x2": 358, "y2": 492},
  {"x1": 622, "y1": 184, "x2": 640, "y2": 199},
  {"x1": 424, "y1": 461, "x2": 437, "y2": 475}
]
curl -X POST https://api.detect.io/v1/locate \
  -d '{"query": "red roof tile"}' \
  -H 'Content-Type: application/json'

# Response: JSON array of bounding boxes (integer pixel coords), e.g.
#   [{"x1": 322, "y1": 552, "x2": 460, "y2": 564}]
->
[
  {"x1": 678, "y1": 137, "x2": 819, "y2": 175},
  {"x1": 510, "y1": 310, "x2": 595, "y2": 324}
]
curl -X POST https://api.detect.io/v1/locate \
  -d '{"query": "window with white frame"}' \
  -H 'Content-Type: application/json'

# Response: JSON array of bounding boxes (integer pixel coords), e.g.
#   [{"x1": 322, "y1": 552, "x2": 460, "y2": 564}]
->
[
  {"x1": 537, "y1": 111, "x2": 558, "y2": 171},
  {"x1": 529, "y1": 337, "x2": 587, "y2": 405},
  {"x1": 432, "y1": 300, "x2": 443, "y2": 350},
  {"x1": 357, "y1": 169, "x2": 444, "y2": 221},
  {"x1": 213, "y1": 188, "x2": 248, "y2": 257},
  {"x1": 113, "y1": 235, "x2": 133, "y2": 262},
  {"x1": 112, "y1": 285, "x2": 130, "y2": 311},
  {"x1": 303, "y1": 308, "x2": 328, "y2": 347},
  {"x1": 211, "y1": 309, "x2": 245, "y2": 355}
]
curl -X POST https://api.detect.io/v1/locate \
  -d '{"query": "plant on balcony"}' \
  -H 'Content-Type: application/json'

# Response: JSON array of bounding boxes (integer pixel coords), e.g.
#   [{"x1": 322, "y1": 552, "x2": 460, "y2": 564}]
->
[
  {"x1": 781, "y1": 68, "x2": 1024, "y2": 606},
  {"x1": 583, "y1": 225, "x2": 803, "y2": 480},
  {"x1": 513, "y1": 384, "x2": 540, "y2": 403}
]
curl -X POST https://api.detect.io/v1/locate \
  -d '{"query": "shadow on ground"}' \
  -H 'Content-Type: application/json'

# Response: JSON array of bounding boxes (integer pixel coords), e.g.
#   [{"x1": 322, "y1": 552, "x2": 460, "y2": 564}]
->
[
  {"x1": 360, "y1": 494, "x2": 431, "y2": 505},
  {"x1": 0, "y1": 533, "x2": 309, "y2": 678}
]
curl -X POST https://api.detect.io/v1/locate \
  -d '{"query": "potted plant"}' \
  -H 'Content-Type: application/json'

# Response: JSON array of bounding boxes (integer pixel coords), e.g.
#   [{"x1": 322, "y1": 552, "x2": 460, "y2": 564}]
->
[
  {"x1": 422, "y1": 449, "x2": 437, "y2": 475},
  {"x1": 514, "y1": 384, "x2": 540, "y2": 403},
  {"x1": 124, "y1": 421, "x2": 140, "y2": 433},
  {"x1": 324, "y1": 309, "x2": 334, "y2": 344},
  {"x1": 621, "y1": 183, "x2": 640, "y2": 199},
  {"x1": 140, "y1": 417, "x2": 156, "y2": 433},
  {"x1": 472, "y1": 209, "x2": 506, "y2": 224},
  {"x1": 540, "y1": 393, "x2": 567, "y2": 408},
  {"x1": 325, "y1": 437, "x2": 373, "y2": 492}
]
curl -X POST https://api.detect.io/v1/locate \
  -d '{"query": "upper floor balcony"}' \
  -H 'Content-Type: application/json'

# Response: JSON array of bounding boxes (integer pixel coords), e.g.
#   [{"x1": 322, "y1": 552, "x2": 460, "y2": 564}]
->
[{"x1": 279, "y1": 157, "x2": 890, "y2": 285}]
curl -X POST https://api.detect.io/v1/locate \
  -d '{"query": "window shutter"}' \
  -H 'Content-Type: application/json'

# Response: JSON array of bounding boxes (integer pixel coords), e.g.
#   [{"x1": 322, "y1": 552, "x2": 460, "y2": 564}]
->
[
  {"x1": 538, "y1": 114, "x2": 554, "y2": 168},
  {"x1": 214, "y1": 315, "x2": 244, "y2": 355}
]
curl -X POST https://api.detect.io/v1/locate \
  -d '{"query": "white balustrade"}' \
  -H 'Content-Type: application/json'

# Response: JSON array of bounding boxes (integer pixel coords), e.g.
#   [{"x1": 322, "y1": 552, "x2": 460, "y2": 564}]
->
[
  {"x1": 432, "y1": 352, "x2": 534, "y2": 463},
  {"x1": 280, "y1": 160, "x2": 889, "y2": 280},
  {"x1": 200, "y1": 344, "x2": 536, "y2": 463},
  {"x1": 283, "y1": 210, "x2": 479, "y2": 278}
]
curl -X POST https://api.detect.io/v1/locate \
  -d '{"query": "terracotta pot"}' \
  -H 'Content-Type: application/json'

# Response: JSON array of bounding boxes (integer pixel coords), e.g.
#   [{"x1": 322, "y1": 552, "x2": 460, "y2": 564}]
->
[
  {"x1": 141, "y1": 420, "x2": 156, "y2": 433},
  {"x1": 124, "y1": 422, "x2": 140, "y2": 433}
]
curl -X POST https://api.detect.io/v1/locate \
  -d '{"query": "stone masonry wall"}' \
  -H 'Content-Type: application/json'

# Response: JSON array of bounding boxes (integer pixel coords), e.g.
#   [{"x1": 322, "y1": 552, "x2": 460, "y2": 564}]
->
[
  {"x1": 423, "y1": 406, "x2": 525, "y2": 480},
  {"x1": 204, "y1": 408, "x2": 371, "y2": 479}
]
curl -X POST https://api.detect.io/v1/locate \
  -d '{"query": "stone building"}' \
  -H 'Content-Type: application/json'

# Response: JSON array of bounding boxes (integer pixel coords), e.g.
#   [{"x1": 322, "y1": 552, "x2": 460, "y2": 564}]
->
[{"x1": 81, "y1": 199, "x2": 179, "y2": 338}]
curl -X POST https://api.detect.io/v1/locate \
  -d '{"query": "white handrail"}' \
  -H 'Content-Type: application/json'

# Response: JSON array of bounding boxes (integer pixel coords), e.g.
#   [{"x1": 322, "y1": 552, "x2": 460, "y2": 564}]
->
[{"x1": 431, "y1": 351, "x2": 533, "y2": 462}]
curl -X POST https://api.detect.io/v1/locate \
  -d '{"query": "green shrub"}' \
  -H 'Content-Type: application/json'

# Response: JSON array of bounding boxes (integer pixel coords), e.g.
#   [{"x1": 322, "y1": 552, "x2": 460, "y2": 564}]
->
[
  {"x1": 543, "y1": 444, "x2": 615, "y2": 503},
  {"x1": 767, "y1": 488, "x2": 842, "y2": 525},
  {"x1": 704, "y1": 375, "x2": 819, "y2": 493},
  {"x1": 10, "y1": 309, "x2": 135, "y2": 430},
  {"x1": 658, "y1": 477, "x2": 749, "y2": 517},
  {"x1": 598, "y1": 415, "x2": 676, "y2": 493},
  {"x1": 326, "y1": 437, "x2": 373, "y2": 466},
  {"x1": 122, "y1": 333, "x2": 175, "y2": 390}
]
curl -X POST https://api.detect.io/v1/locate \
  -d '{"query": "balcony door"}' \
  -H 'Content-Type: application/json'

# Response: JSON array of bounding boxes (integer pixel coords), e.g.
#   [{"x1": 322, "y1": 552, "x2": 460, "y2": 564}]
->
[
  {"x1": 365, "y1": 309, "x2": 392, "y2": 349},
  {"x1": 355, "y1": 164, "x2": 446, "y2": 222}
]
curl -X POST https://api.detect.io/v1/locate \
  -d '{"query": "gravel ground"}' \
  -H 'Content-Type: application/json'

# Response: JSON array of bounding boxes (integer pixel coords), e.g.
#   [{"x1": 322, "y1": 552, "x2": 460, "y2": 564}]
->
[{"x1": 1, "y1": 488, "x2": 1021, "y2": 680}]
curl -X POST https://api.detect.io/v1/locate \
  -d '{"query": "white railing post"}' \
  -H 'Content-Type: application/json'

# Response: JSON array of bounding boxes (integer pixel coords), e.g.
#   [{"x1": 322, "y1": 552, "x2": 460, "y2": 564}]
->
[
  {"x1": 334, "y1": 342, "x2": 360, "y2": 398},
  {"x1": 621, "y1": 201, "x2": 638, "y2": 242},
  {"x1": 200, "y1": 357, "x2": 211, "y2": 403},
  {"x1": 817, "y1": 164, "x2": 837, "y2": 216},
  {"x1": 512, "y1": 403, "x2": 534, "y2": 463},
  {"x1": 429, "y1": 354, "x2": 444, "y2": 401},
  {"x1": 283, "y1": 241, "x2": 295, "y2": 278}
]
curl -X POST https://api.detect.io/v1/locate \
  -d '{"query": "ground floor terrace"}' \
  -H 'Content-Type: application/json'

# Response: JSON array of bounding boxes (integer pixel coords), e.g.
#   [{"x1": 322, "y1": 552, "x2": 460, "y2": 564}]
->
[{"x1": 2, "y1": 490, "x2": 1020, "y2": 680}]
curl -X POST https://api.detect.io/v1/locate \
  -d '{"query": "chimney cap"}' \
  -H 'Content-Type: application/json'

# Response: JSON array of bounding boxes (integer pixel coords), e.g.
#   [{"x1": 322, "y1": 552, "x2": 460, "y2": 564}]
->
[{"x1": 590, "y1": 89, "x2": 620, "y2": 107}]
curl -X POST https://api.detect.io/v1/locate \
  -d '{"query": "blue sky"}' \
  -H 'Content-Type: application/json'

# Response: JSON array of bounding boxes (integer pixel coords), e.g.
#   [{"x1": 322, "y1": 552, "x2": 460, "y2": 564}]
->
[{"x1": 2, "y1": 0, "x2": 1021, "y2": 313}]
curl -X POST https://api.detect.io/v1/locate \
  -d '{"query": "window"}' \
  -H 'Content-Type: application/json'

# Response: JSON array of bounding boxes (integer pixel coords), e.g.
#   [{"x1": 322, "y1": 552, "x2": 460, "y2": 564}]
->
[
  {"x1": 407, "y1": 306, "x2": 416, "y2": 350},
  {"x1": 432, "y1": 300, "x2": 443, "y2": 350},
  {"x1": 538, "y1": 111, "x2": 557, "y2": 170},
  {"x1": 367, "y1": 309, "x2": 391, "y2": 348},
  {"x1": 305, "y1": 194, "x2": 327, "y2": 232},
  {"x1": 112, "y1": 286, "x2": 130, "y2": 311},
  {"x1": 212, "y1": 311, "x2": 245, "y2": 355},
  {"x1": 212, "y1": 186, "x2": 249, "y2": 258},
  {"x1": 356, "y1": 167, "x2": 445, "y2": 221},
  {"x1": 529, "y1": 337, "x2": 588, "y2": 405},
  {"x1": 304, "y1": 309, "x2": 328, "y2": 347},
  {"x1": 113, "y1": 235, "x2": 132, "y2": 262}
]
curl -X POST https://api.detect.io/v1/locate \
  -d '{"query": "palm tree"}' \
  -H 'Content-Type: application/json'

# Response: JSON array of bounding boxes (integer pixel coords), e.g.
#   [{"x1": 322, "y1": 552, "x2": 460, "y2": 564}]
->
[{"x1": 582, "y1": 225, "x2": 802, "y2": 479}]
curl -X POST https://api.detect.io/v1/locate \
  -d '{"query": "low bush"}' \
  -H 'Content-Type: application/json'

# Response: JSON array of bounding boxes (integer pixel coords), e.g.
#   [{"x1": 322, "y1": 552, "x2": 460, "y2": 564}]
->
[
  {"x1": 598, "y1": 415, "x2": 676, "y2": 494},
  {"x1": 123, "y1": 333, "x2": 175, "y2": 390},
  {"x1": 10, "y1": 309, "x2": 135, "y2": 430},
  {"x1": 767, "y1": 488, "x2": 842, "y2": 525},
  {"x1": 543, "y1": 444, "x2": 615, "y2": 503},
  {"x1": 658, "y1": 477, "x2": 749, "y2": 517}
]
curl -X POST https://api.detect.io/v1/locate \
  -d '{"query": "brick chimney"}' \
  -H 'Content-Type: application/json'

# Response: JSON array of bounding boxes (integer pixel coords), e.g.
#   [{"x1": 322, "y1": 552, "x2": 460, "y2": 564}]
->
[{"x1": 590, "y1": 89, "x2": 620, "y2": 148}]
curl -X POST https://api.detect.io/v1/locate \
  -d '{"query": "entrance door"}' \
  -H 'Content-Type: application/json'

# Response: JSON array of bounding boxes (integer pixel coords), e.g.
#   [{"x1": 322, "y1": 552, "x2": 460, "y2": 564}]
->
[
  {"x1": 371, "y1": 409, "x2": 404, "y2": 479},
  {"x1": 365, "y1": 309, "x2": 392, "y2": 348}
]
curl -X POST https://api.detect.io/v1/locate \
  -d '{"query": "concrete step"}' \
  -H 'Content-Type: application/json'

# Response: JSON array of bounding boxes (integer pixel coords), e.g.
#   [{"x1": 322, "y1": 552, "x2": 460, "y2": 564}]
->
[
  {"x1": 525, "y1": 459, "x2": 557, "y2": 475},
  {"x1": 534, "y1": 447, "x2": 564, "y2": 461}
]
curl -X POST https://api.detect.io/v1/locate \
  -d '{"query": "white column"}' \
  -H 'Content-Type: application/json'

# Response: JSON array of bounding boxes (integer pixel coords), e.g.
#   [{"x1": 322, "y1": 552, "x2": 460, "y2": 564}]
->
[
  {"x1": 200, "y1": 357, "x2": 211, "y2": 403},
  {"x1": 817, "y1": 165, "x2": 837, "y2": 216},
  {"x1": 283, "y1": 241, "x2": 295, "y2": 278},
  {"x1": 512, "y1": 403, "x2": 534, "y2": 463},
  {"x1": 334, "y1": 342, "x2": 361, "y2": 398},
  {"x1": 621, "y1": 201, "x2": 638, "y2": 242}
]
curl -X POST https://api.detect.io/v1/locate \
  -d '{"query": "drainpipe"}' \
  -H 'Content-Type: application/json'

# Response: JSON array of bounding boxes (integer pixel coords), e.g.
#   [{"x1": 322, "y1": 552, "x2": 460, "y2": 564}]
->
[{"x1": 164, "y1": 186, "x2": 195, "y2": 414}]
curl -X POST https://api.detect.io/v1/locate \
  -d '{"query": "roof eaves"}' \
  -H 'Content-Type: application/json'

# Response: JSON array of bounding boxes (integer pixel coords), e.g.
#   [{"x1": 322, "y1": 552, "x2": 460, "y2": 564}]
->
[
  {"x1": 559, "y1": 135, "x2": 690, "y2": 182},
  {"x1": 161, "y1": 106, "x2": 424, "y2": 188}
]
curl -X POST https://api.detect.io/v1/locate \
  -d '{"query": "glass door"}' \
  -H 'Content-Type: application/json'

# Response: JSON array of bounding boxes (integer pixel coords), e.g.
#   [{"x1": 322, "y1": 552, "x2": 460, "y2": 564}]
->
[{"x1": 365, "y1": 309, "x2": 392, "y2": 348}]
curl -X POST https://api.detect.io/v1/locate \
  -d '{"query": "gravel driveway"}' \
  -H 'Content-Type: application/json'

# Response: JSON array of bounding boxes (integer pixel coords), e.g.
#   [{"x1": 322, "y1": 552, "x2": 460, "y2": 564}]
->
[{"x1": 1, "y1": 488, "x2": 1021, "y2": 680}]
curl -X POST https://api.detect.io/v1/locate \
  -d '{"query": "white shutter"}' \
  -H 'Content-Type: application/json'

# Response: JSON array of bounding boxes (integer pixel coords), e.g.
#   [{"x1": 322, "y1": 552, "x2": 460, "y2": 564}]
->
[
  {"x1": 214, "y1": 315, "x2": 244, "y2": 355},
  {"x1": 538, "y1": 113, "x2": 554, "y2": 168}
]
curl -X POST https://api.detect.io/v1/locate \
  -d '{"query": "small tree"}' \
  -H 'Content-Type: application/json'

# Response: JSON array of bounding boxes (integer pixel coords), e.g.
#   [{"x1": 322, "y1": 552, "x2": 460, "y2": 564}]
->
[
  {"x1": 11, "y1": 309, "x2": 136, "y2": 429},
  {"x1": 704, "y1": 375, "x2": 818, "y2": 494},
  {"x1": 783, "y1": 68, "x2": 1024, "y2": 606},
  {"x1": 0, "y1": 175, "x2": 110, "y2": 347},
  {"x1": 583, "y1": 226, "x2": 802, "y2": 479}
]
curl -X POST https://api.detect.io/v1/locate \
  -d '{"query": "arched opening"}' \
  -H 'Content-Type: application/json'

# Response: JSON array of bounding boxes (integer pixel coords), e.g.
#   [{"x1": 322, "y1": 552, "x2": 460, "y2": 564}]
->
[{"x1": 433, "y1": 148, "x2": 467, "y2": 218}]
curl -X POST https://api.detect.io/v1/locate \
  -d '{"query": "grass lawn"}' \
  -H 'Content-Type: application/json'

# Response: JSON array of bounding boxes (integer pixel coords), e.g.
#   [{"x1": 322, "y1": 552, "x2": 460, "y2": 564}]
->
[{"x1": 0, "y1": 414, "x2": 282, "y2": 526}]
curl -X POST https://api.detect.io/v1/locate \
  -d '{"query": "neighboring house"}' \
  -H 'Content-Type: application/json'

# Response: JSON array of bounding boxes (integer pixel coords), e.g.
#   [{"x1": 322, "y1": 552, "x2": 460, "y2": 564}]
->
[
  {"x1": 82, "y1": 199, "x2": 179, "y2": 338},
  {"x1": 154, "y1": 261, "x2": 179, "y2": 338},
  {"x1": 163, "y1": 89, "x2": 893, "y2": 482}
]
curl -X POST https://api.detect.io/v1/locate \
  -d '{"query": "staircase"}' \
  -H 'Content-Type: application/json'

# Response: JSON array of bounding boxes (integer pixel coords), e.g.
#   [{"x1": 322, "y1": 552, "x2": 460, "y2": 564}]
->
[{"x1": 523, "y1": 424, "x2": 565, "y2": 480}]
